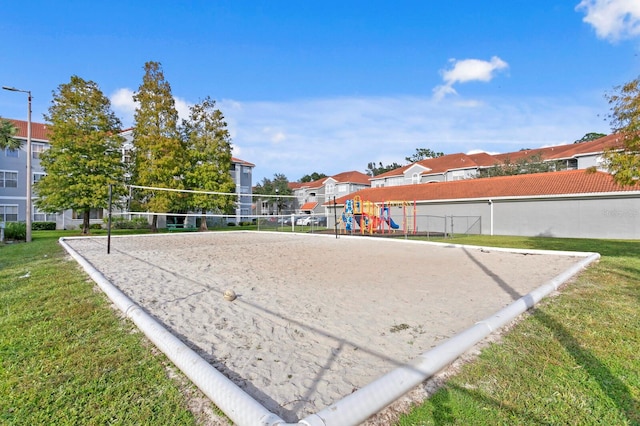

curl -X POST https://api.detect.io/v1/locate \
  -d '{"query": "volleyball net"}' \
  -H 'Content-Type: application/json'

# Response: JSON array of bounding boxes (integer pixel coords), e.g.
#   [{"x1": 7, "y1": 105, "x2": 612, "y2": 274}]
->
[{"x1": 107, "y1": 184, "x2": 333, "y2": 230}]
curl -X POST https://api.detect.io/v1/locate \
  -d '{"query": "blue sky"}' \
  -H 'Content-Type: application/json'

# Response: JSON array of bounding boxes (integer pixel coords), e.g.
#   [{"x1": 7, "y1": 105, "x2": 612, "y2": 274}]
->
[{"x1": 2, "y1": 1, "x2": 640, "y2": 182}]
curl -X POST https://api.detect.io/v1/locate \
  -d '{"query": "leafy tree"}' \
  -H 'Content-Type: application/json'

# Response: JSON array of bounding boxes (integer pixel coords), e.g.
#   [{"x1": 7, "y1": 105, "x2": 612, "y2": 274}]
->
[
  {"x1": 574, "y1": 132, "x2": 607, "y2": 143},
  {"x1": 300, "y1": 172, "x2": 327, "y2": 183},
  {"x1": 253, "y1": 173, "x2": 292, "y2": 214},
  {"x1": 365, "y1": 161, "x2": 402, "y2": 176},
  {"x1": 0, "y1": 118, "x2": 21, "y2": 151},
  {"x1": 132, "y1": 61, "x2": 186, "y2": 231},
  {"x1": 182, "y1": 97, "x2": 235, "y2": 230},
  {"x1": 604, "y1": 76, "x2": 640, "y2": 186},
  {"x1": 478, "y1": 154, "x2": 556, "y2": 178},
  {"x1": 405, "y1": 148, "x2": 444, "y2": 163},
  {"x1": 35, "y1": 76, "x2": 125, "y2": 234}
]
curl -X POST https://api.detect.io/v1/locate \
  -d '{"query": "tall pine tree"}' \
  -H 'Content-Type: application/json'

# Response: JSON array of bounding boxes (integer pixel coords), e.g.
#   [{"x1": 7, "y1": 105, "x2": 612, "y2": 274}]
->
[
  {"x1": 132, "y1": 61, "x2": 187, "y2": 231},
  {"x1": 36, "y1": 76, "x2": 124, "y2": 234},
  {"x1": 182, "y1": 97, "x2": 235, "y2": 231}
]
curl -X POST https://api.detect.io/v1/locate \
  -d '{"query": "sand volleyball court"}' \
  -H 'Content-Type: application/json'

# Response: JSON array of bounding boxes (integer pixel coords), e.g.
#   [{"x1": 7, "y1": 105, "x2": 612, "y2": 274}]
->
[{"x1": 63, "y1": 232, "x2": 587, "y2": 422}]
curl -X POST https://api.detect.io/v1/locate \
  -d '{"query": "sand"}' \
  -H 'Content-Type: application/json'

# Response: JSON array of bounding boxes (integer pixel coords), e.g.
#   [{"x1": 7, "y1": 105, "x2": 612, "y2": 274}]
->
[{"x1": 64, "y1": 232, "x2": 584, "y2": 422}]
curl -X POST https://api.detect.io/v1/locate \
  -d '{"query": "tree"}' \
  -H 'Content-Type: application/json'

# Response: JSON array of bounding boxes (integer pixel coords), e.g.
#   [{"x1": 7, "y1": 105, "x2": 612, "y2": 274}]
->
[
  {"x1": 182, "y1": 97, "x2": 235, "y2": 231},
  {"x1": 405, "y1": 148, "x2": 444, "y2": 163},
  {"x1": 365, "y1": 161, "x2": 402, "y2": 177},
  {"x1": 253, "y1": 173, "x2": 292, "y2": 214},
  {"x1": 477, "y1": 153, "x2": 555, "y2": 178},
  {"x1": 132, "y1": 61, "x2": 187, "y2": 231},
  {"x1": 574, "y1": 132, "x2": 606, "y2": 143},
  {"x1": 300, "y1": 172, "x2": 327, "y2": 183},
  {"x1": 604, "y1": 76, "x2": 640, "y2": 186},
  {"x1": 0, "y1": 118, "x2": 21, "y2": 151},
  {"x1": 35, "y1": 76, "x2": 125, "y2": 234}
]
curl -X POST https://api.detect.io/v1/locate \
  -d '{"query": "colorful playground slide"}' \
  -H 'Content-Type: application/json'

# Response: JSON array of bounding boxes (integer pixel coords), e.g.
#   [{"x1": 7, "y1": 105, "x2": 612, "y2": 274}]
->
[{"x1": 341, "y1": 198, "x2": 399, "y2": 232}]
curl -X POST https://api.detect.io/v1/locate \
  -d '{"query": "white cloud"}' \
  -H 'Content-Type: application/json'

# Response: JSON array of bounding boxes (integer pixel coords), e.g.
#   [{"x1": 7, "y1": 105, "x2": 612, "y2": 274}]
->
[
  {"x1": 109, "y1": 88, "x2": 193, "y2": 127},
  {"x1": 110, "y1": 88, "x2": 137, "y2": 126},
  {"x1": 219, "y1": 94, "x2": 608, "y2": 182},
  {"x1": 173, "y1": 96, "x2": 193, "y2": 123},
  {"x1": 576, "y1": 0, "x2": 640, "y2": 41},
  {"x1": 433, "y1": 56, "x2": 509, "y2": 100},
  {"x1": 109, "y1": 90, "x2": 609, "y2": 183}
]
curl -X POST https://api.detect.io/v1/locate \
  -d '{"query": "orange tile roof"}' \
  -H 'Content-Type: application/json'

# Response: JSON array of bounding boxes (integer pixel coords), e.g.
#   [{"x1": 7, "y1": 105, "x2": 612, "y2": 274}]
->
[
  {"x1": 370, "y1": 134, "x2": 627, "y2": 180},
  {"x1": 6, "y1": 119, "x2": 50, "y2": 141},
  {"x1": 543, "y1": 134, "x2": 624, "y2": 160},
  {"x1": 288, "y1": 182, "x2": 305, "y2": 190},
  {"x1": 418, "y1": 153, "x2": 482, "y2": 175},
  {"x1": 372, "y1": 163, "x2": 411, "y2": 179},
  {"x1": 467, "y1": 152, "x2": 499, "y2": 166},
  {"x1": 328, "y1": 170, "x2": 639, "y2": 205},
  {"x1": 293, "y1": 170, "x2": 371, "y2": 189},
  {"x1": 326, "y1": 170, "x2": 371, "y2": 184},
  {"x1": 372, "y1": 153, "x2": 498, "y2": 180},
  {"x1": 300, "y1": 201, "x2": 318, "y2": 210},
  {"x1": 231, "y1": 157, "x2": 255, "y2": 167}
]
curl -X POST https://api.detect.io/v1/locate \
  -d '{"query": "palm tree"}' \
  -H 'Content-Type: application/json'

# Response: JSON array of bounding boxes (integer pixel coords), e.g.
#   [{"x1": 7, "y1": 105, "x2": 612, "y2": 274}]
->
[{"x1": 0, "y1": 118, "x2": 22, "y2": 151}]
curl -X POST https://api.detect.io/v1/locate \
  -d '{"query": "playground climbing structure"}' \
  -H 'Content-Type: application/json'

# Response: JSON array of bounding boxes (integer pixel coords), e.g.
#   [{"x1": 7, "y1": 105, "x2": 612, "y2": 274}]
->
[{"x1": 339, "y1": 195, "x2": 417, "y2": 235}]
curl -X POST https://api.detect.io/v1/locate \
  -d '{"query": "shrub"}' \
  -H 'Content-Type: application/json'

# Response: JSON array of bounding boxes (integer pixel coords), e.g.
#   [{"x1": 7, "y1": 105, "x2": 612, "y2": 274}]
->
[
  {"x1": 90, "y1": 223, "x2": 103, "y2": 230},
  {"x1": 227, "y1": 222, "x2": 236, "y2": 226},
  {"x1": 107, "y1": 217, "x2": 150, "y2": 229},
  {"x1": 4, "y1": 222, "x2": 26, "y2": 241},
  {"x1": 32, "y1": 222, "x2": 57, "y2": 231}
]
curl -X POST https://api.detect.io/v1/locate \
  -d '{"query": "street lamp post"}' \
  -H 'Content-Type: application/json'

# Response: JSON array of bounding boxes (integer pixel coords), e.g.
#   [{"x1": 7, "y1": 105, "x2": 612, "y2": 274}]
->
[{"x1": 3, "y1": 86, "x2": 32, "y2": 242}]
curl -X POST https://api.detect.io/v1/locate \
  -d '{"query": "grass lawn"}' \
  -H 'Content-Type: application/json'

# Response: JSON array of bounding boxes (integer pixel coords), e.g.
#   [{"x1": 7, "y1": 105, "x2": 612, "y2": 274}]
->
[
  {"x1": 0, "y1": 230, "x2": 220, "y2": 425},
  {"x1": 398, "y1": 235, "x2": 640, "y2": 425},
  {"x1": 1, "y1": 231, "x2": 638, "y2": 425}
]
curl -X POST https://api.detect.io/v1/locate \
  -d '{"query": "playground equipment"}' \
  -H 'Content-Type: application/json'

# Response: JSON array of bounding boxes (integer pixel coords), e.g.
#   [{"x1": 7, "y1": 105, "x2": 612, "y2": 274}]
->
[{"x1": 339, "y1": 195, "x2": 417, "y2": 235}]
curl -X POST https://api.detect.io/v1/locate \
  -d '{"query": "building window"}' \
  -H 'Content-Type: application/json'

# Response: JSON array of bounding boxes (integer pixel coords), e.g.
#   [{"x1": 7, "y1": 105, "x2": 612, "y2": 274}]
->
[
  {"x1": 412, "y1": 173, "x2": 420, "y2": 184},
  {"x1": 0, "y1": 205, "x2": 18, "y2": 222},
  {"x1": 122, "y1": 147, "x2": 132, "y2": 163},
  {"x1": 73, "y1": 209, "x2": 103, "y2": 220},
  {"x1": 5, "y1": 148, "x2": 19, "y2": 158},
  {"x1": 451, "y1": 170, "x2": 465, "y2": 181},
  {"x1": 242, "y1": 166, "x2": 251, "y2": 174},
  {"x1": 325, "y1": 183, "x2": 334, "y2": 194},
  {"x1": 0, "y1": 170, "x2": 18, "y2": 188},
  {"x1": 33, "y1": 172, "x2": 46, "y2": 184},
  {"x1": 32, "y1": 143, "x2": 48, "y2": 159},
  {"x1": 34, "y1": 208, "x2": 56, "y2": 222}
]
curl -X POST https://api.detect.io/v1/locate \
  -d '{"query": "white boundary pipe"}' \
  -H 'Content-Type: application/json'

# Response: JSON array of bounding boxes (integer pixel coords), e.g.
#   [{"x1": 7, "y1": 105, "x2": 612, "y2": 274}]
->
[
  {"x1": 297, "y1": 249, "x2": 600, "y2": 426},
  {"x1": 60, "y1": 233, "x2": 600, "y2": 426},
  {"x1": 59, "y1": 236, "x2": 285, "y2": 426}
]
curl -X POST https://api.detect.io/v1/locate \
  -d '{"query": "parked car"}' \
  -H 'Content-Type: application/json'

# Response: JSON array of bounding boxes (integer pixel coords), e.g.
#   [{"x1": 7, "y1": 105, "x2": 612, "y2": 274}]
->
[
  {"x1": 294, "y1": 215, "x2": 327, "y2": 226},
  {"x1": 311, "y1": 216, "x2": 327, "y2": 226},
  {"x1": 296, "y1": 216, "x2": 311, "y2": 225}
]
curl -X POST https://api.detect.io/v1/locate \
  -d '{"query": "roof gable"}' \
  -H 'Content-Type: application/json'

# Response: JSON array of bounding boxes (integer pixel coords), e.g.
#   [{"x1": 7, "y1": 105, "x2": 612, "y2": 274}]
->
[
  {"x1": 330, "y1": 170, "x2": 371, "y2": 185},
  {"x1": 231, "y1": 157, "x2": 255, "y2": 167}
]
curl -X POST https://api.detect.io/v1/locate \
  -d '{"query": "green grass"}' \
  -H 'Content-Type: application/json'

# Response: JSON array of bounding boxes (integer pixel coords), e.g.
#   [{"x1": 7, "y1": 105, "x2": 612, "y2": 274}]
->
[
  {"x1": 398, "y1": 235, "x2": 640, "y2": 425},
  {"x1": 2, "y1": 231, "x2": 638, "y2": 425},
  {"x1": 0, "y1": 230, "x2": 208, "y2": 425}
]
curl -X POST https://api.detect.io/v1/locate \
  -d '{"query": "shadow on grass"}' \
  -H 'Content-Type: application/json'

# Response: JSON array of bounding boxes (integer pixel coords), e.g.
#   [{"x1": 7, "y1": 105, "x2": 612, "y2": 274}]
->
[
  {"x1": 435, "y1": 383, "x2": 551, "y2": 425},
  {"x1": 533, "y1": 310, "x2": 640, "y2": 424},
  {"x1": 522, "y1": 237, "x2": 640, "y2": 258}
]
